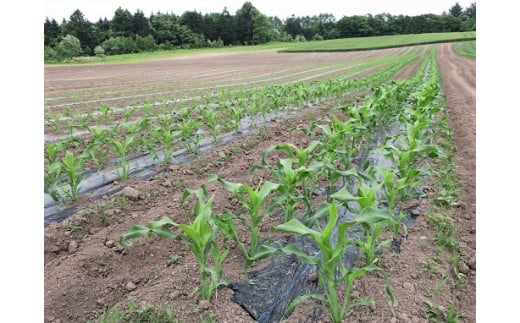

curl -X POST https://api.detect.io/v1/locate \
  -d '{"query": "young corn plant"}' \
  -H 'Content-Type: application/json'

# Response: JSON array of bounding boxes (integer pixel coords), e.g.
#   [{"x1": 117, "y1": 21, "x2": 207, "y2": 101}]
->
[
  {"x1": 309, "y1": 116, "x2": 364, "y2": 176},
  {"x1": 202, "y1": 106, "x2": 219, "y2": 143},
  {"x1": 99, "y1": 104, "x2": 111, "y2": 121},
  {"x1": 230, "y1": 106, "x2": 245, "y2": 133},
  {"x1": 152, "y1": 123, "x2": 180, "y2": 165},
  {"x1": 376, "y1": 166, "x2": 409, "y2": 238},
  {"x1": 275, "y1": 203, "x2": 394, "y2": 323},
  {"x1": 331, "y1": 181, "x2": 395, "y2": 265},
  {"x1": 255, "y1": 142, "x2": 325, "y2": 223},
  {"x1": 180, "y1": 186, "x2": 230, "y2": 300},
  {"x1": 85, "y1": 127, "x2": 109, "y2": 170},
  {"x1": 208, "y1": 174, "x2": 279, "y2": 268},
  {"x1": 109, "y1": 135, "x2": 135, "y2": 180},
  {"x1": 123, "y1": 106, "x2": 135, "y2": 122},
  {"x1": 260, "y1": 158, "x2": 315, "y2": 223},
  {"x1": 45, "y1": 143, "x2": 65, "y2": 201},
  {"x1": 179, "y1": 116, "x2": 202, "y2": 154},
  {"x1": 119, "y1": 186, "x2": 229, "y2": 301},
  {"x1": 382, "y1": 131, "x2": 439, "y2": 200},
  {"x1": 60, "y1": 151, "x2": 85, "y2": 201}
]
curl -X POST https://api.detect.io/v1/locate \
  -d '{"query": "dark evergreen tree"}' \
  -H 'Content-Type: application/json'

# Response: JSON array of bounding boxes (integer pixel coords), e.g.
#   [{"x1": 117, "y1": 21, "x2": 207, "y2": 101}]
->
[
  {"x1": 218, "y1": 7, "x2": 236, "y2": 45},
  {"x1": 235, "y1": 2, "x2": 272, "y2": 45},
  {"x1": 284, "y1": 15, "x2": 301, "y2": 38},
  {"x1": 95, "y1": 18, "x2": 111, "y2": 43},
  {"x1": 111, "y1": 7, "x2": 134, "y2": 37},
  {"x1": 61, "y1": 9, "x2": 97, "y2": 55},
  {"x1": 202, "y1": 13, "x2": 221, "y2": 42},
  {"x1": 336, "y1": 15, "x2": 374, "y2": 38},
  {"x1": 449, "y1": 2, "x2": 463, "y2": 17},
  {"x1": 44, "y1": 18, "x2": 61, "y2": 47},
  {"x1": 180, "y1": 11, "x2": 204, "y2": 35},
  {"x1": 133, "y1": 10, "x2": 151, "y2": 36},
  {"x1": 150, "y1": 12, "x2": 178, "y2": 46}
]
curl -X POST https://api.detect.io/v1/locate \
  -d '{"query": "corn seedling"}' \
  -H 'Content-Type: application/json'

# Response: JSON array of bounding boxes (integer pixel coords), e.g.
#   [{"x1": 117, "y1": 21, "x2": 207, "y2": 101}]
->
[
  {"x1": 179, "y1": 117, "x2": 202, "y2": 154},
  {"x1": 60, "y1": 151, "x2": 85, "y2": 201},
  {"x1": 202, "y1": 107, "x2": 219, "y2": 143},
  {"x1": 85, "y1": 127, "x2": 109, "y2": 169},
  {"x1": 261, "y1": 158, "x2": 315, "y2": 222},
  {"x1": 275, "y1": 203, "x2": 394, "y2": 323},
  {"x1": 208, "y1": 174, "x2": 279, "y2": 268},
  {"x1": 109, "y1": 135, "x2": 135, "y2": 180},
  {"x1": 99, "y1": 104, "x2": 111, "y2": 120},
  {"x1": 153, "y1": 123, "x2": 180, "y2": 165},
  {"x1": 119, "y1": 192, "x2": 228, "y2": 302},
  {"x1": 230, "y1": 106, "x2": 245, "y2": 133},
  {"x1": 45, "y1": 144, "x2": 64, "y2": 201},
  {"x1": 123, "y1": 106, "x2": 135, "y2": 122},
  {"x1": 180, "y1": 186, "x2": 230, "y2": 300},
  {"x1": 255, "y1": 140, "x2": 330, "y2": 222}
]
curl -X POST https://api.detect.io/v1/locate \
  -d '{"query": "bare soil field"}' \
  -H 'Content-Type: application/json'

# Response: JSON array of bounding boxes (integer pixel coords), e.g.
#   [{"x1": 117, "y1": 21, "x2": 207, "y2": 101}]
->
[{"x1": 44, "y1": 43, "x2": 475, "y2": 323}]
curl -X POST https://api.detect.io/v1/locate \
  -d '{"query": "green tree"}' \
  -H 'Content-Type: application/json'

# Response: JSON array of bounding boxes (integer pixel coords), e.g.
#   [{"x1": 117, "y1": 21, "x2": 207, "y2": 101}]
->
[
  {"x1": 269, "y1": 16, "x2": 283, "y2": 41},
  {"x1": 449, "y1": 2, "x2": 463, "y2": 17},
  {"x1": 133, "y1": 9, "x2": 151, "y2": 36},
  {"x1": 462, "y1": 2, "x2": 476, "y2": 30},
  {"x1": 135, "y1": 35, "x2": 156, "y2": 51},
  {"x1": 180, "y1": 10, "x2": 204, "y2": 34},
  {"x1": 111, "y1": 7, "x2": 134, "y2": 37},
  {"x1": 284, "y1": 15, "x2": 301, "y2": 38},
  {"x1": 337, "y1": 15, "x2": 374, "y2": 38},
  {"x1": 61, "y1": 9, "x2": 97, "y2": 55},
  {"x1": 202, "y1": 13, "x2": 221, "y2": 42},
  {"x1": 441, "y1": 14, "x2": 463, "y2": 32},
  {"x1": 219, "y1": 7, "x2": 236, "y2": 45},
  {"x1": 44, "y1": 17, "x2": 61, "y2": 47},
  {"x1": 235, "y1": 2, "x2": 272, "y2": 45},
  {"x1": 101, "y1": 36, "x2": 137, "y2": 55},
  {"x1": 56, "y1": 34, "x2": 83, "y2": 59},
  {"x1": 465, "y1": 2, "x2": 476, "y2": 19},
  {"x1": 150, "y1": 12, "x2": 178, "y2": 46},
  {"x1": 95, "y1": 18, "x2": 111, "y2": 43}
]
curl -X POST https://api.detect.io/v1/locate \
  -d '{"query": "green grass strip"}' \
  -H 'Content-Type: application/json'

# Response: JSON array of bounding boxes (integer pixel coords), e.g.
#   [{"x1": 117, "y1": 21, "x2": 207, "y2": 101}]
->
[{"x1": 278, "y1": 32, "x2": 475, "y2": 53}]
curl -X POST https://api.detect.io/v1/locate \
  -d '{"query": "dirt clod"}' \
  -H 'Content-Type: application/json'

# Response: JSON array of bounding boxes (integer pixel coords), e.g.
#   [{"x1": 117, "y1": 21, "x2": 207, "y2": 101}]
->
[
  {"x1": 105, "y1": 240, "x2": 115, "y2": 248},
  {"x1": 67, "y1": 241, "x2": 78, "y2": 252},
  {"x1": 121, "y1": 186, "x2": 140, "y2": 201},
  {"x1": 125, "y1": 281, "x2": 136, "y2": 291}
]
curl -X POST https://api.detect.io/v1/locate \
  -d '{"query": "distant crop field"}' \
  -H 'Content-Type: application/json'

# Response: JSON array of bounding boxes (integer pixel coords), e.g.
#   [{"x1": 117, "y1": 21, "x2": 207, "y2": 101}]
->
[
  {"x1": 453, "y1": 40, "x2": 476, "y2": 59},
  {"x1": 279, "y1": 32, "x2": 476, "y2": 52}
]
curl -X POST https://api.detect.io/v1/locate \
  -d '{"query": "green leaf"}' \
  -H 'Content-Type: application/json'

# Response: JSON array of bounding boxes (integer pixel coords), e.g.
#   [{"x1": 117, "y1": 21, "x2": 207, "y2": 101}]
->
[
  {"x1": 283, "y1": 293, "x2": 323, "y2": 320},
  {"x1": 206, "y1": 174, "x2": 219, "y2": 182},
  {"x1": 355, "y1": 207, "x2": 393, "y2": 225},
  {"x1": 218, "y1": 177, "x2": 243, "y2": 194},
  {"x1": 153, "y1": 227, "x2": 176, "y2": 239},
  {"x1": 322, "y1": 203, "x2": 339, "y2": 244},
  {"x1": 279, "y1": 244, "x2": 320, "y2": 265},
  {"x1": 257, "y1": 181, "x2": 280, "y2": 202},
  {"x1": 386, "y1": 284, "x2": 395, "y2": 306},
  {"x1": 332, "y1": 187, "x2": 361, "y2": 202},
  {"x1": 275, "y1": 219, "x2": 319, "y2": 238},
  {"x1": 249, "y1": 245, "x2": 278, "y2": 261},
  {"x1": 118, "y1": 225, "x2": 149, "y2": 247},
  {"x1": 150, "y1": 216, "x2": 175, "y2": 228}
]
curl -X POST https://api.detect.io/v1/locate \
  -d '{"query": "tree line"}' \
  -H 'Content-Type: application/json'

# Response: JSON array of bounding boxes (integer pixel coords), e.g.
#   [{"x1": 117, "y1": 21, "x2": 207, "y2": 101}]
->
[{"x1": 44, "y1": 1, "x2": 475, "y2": 62}]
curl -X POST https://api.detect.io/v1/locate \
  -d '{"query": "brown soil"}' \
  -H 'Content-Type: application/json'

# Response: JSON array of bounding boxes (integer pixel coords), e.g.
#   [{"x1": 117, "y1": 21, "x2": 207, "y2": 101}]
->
[{"x1": 44, "y1": 43, "x2": 475, "y2": 323}]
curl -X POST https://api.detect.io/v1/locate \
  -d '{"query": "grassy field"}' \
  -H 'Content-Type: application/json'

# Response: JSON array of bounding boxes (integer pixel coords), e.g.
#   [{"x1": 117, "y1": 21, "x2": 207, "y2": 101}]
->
[
  {"x1": 279, "y1": 31, "x2": 476, "y2": 52},
  {"x1": 46, "y1": 32, "x2": 475, "y2": 66}
]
